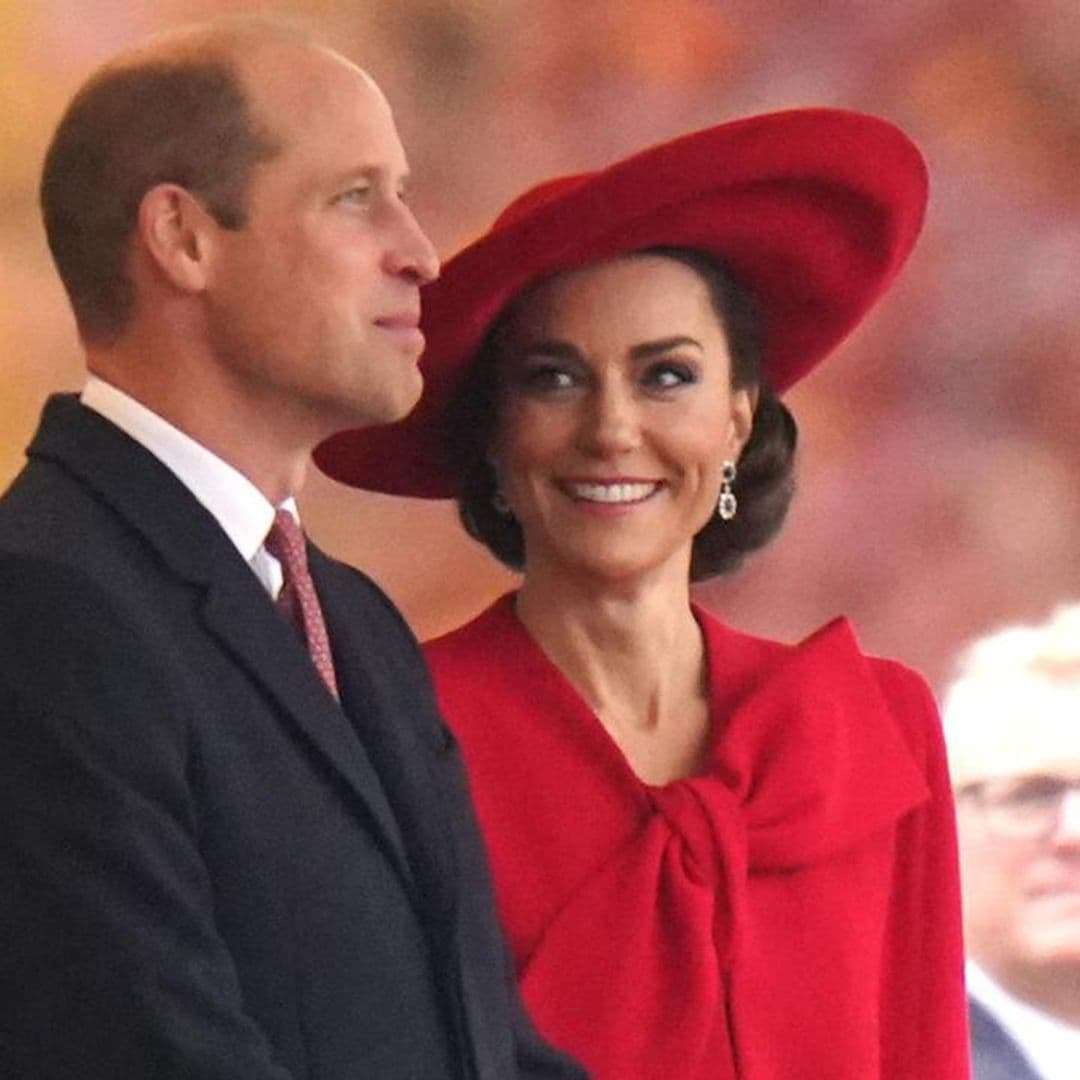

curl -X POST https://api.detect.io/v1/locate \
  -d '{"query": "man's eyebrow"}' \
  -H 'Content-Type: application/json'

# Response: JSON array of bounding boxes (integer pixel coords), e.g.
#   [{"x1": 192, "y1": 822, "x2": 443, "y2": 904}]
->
[{"x1": 327, "y1": 164, "x2": 411, "y2": 188}]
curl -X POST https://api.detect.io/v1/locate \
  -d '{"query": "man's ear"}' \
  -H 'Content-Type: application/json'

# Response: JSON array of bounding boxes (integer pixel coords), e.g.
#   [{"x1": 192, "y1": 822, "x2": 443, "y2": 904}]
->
[{"x1": 136, "y1": 183, "x2": 219, "y2": 294}]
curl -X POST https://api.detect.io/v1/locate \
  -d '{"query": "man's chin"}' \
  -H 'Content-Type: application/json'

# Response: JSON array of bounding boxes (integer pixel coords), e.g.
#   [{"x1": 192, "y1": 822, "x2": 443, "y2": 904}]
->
[
  {"x1": 334, "y1": 379, "x2": 423, "y2": 432},
  {"x1": 1023, "y1": 899, "x2": 1080, "y2": 961},
  {"x1": 379, "y1": 375, "x2": 424, "y2": 426}
]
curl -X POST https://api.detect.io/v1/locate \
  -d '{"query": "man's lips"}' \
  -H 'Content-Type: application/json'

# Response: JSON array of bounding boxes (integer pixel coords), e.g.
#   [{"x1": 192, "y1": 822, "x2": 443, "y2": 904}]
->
[
  {"x1": 374, "y1": 313, "x2": 424, "y2": 350},
  {"x1": 374, "y1": 313, "x2": 420, "y2": 330}
]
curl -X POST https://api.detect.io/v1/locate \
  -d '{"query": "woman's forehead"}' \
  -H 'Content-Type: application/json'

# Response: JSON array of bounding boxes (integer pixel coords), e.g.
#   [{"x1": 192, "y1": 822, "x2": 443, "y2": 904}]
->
[{"x1": 499, "y1": 254, "x2": 719, "y2": 341}]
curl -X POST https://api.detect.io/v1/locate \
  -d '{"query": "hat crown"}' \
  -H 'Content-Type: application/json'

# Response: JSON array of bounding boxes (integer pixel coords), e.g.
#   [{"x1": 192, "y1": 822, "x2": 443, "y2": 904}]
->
[
  {"x1": 493, "y1": 172, "x2": 590, "y2": 231},
  {"x1": 314, "y1": 108, "x2": 929, "y2": 499}
]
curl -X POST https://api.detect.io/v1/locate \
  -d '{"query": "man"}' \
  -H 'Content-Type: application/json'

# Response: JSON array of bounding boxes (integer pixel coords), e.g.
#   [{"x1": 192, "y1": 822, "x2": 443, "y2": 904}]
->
[
  {"x1": 943, "y1": 606, "x2": 1080, "y2": 1080},
  {"x1": 0, "y1": 18, "x2": 584, "y2": 1079}
]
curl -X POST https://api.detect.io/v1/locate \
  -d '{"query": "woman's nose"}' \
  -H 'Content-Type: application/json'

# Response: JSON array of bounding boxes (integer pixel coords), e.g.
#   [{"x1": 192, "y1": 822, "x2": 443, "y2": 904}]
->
[{"x1": 579, "y1": 385, "x2": 641, "y2": 456}]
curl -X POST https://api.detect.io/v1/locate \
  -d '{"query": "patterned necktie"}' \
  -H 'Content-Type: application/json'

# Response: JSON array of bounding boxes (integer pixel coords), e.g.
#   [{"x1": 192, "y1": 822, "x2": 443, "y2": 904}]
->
[{"x1": 263, "y1": 510, "x2": 339, "y2": 700}]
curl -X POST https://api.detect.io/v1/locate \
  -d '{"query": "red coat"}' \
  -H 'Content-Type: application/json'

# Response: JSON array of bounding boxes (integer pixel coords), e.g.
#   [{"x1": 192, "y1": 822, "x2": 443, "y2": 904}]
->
[{"x1": 425, "y1": 594, "x2": 970, "y2": 1080}]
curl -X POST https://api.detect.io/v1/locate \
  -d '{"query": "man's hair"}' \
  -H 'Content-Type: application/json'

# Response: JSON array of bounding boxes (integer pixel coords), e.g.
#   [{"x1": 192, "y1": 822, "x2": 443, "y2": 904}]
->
[
  {"x1": 449, "y1": 246, "x2": 798, "y2": 581},
  {"x1": 40, "y1": 54, "x2": 280, "y2": 343},
  {"x1": 943, "y1": 604, "x2": 1080, "y2": 787}
]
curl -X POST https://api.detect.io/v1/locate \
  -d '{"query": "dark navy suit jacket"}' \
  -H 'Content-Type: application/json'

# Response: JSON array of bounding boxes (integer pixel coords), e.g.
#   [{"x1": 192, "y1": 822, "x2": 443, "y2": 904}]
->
[
  {"x1": 0, "y1": 396, "x2": 585, "y2": 1079},
  {"x1": 970, "y1": 997, "x2": 1042, "y2": 1080}
]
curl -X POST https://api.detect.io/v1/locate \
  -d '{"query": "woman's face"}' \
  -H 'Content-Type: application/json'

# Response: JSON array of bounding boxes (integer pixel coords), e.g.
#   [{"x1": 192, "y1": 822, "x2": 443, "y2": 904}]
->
[{"x1": 491, "y1": 253, "x2": 755, "y2": 585}]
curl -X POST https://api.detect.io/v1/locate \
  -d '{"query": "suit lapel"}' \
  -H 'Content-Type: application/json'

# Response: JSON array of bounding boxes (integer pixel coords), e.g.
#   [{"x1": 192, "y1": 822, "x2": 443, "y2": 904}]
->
[
  {"x1": 199, "y1": 573, "x2": 415, "y2": 893},
  {"x1": 313, "y1": 549, "x2": 458, "y2": 924},
  {"x1": 28, "y1": 395, "x2": 415, "y2": 896}
]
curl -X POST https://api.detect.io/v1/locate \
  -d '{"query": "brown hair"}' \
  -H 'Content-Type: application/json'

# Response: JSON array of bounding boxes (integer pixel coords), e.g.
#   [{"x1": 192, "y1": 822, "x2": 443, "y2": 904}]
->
[
  {"x1": 40, "y1": 54, "x2": 279, "y2": 343},
  {"x1": 450, "y1": 247, "x2": 798, "y2": 581}
]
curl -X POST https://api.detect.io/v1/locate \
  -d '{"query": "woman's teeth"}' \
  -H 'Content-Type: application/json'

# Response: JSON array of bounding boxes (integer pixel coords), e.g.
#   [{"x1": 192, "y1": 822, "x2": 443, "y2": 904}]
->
[{"x1": 567, "y1": 481, "x2": 658, "y2": 503}]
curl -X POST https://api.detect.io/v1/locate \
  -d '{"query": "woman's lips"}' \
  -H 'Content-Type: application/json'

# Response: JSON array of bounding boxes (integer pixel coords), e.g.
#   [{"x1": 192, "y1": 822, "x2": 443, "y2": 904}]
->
[{"x1": 562, "y1": 479, "x2": 663, "y2": 505}]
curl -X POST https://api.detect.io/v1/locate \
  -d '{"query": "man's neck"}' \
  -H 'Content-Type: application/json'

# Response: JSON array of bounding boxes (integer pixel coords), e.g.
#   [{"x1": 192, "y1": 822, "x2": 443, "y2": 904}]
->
[
  {"x1": 85, "y1": 350, "x2": 310, "y2": 506},
  {"x1": 975, "y1": 957, "x2": 1080, "y2": 1028}
]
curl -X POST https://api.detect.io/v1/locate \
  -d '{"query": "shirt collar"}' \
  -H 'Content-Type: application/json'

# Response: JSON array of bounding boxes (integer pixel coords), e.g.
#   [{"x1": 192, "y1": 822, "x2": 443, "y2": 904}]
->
[
  {"x1": 81, "y1": 375, "x2": 298, "y2": 562},
  {"x1": 967, "y1": 960, "x2": 1080, "y2": 1080}
]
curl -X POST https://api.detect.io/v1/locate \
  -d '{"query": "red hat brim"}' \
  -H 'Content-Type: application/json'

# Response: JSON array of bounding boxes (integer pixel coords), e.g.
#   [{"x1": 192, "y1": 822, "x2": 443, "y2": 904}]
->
[{"x1": 316, "y1": 108, "x2": 928, "y2": 498}]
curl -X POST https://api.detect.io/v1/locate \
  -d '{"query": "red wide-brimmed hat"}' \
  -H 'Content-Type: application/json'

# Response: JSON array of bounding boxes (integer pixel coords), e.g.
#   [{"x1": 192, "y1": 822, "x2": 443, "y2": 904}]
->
[{"x1": 316, "y1": 107, "x2": 928, "y2": 498}]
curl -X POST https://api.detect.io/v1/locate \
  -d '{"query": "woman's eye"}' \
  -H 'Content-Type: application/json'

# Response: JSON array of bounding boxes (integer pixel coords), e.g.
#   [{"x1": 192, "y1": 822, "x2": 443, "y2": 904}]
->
[
  {"x1": 644, "y1": 361, "x2": 697, "y2": 389},
  {"x1": 517, "y1": 365, "x2": 578, "y2": 393}
]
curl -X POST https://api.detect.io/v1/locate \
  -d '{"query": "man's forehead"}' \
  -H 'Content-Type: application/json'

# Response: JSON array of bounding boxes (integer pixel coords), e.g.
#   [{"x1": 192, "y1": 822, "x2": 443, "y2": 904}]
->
[
  {"x1": 236, "y1": 43, "x2": 405, "y2": 175},
  {"x1": 945, "y1": 673, "x2": 1080, "y2": 786},
  {"x1": 101, "y1": 17, "x2": 313, "y2": 74}
]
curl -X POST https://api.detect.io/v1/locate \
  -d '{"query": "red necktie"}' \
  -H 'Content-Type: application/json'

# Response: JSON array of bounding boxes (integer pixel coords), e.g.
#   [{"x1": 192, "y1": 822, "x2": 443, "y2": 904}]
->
[{"x1": 264, "y1": 510, "x2": 339, "y2": 699}]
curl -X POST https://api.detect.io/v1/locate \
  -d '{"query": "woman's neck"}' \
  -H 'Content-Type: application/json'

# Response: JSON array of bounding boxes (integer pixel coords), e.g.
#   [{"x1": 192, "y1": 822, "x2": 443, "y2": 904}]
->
[{"x1": 515, "y1": 562, "x2": 710, "y2": 783}]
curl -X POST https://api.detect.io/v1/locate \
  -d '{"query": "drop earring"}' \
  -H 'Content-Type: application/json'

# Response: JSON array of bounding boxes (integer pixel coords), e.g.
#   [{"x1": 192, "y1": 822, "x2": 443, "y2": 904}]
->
[{"x1": 717, "y1": 460, "x2": 737, "y2": 521}]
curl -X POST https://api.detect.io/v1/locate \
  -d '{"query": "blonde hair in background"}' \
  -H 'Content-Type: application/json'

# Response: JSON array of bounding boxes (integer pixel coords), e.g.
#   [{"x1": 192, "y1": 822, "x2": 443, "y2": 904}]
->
[{"x1": 942, "y1": 604, "x2": 1080, "y2": 788}]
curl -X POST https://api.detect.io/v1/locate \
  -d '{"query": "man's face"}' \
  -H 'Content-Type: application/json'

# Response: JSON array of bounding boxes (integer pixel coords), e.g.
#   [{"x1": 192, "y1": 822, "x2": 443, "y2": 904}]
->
[
  {"x1": 203, "y1": 43, "x2": 439, "y2": 441},
  {"x1": 957, "y1": 760, "x2": 1080, "y2": 993}
]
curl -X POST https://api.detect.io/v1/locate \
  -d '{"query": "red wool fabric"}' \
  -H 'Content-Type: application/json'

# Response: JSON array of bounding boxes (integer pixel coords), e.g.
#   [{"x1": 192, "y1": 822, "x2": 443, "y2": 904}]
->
[
  {"x1": 425, "y1": 595, "x2": 970, "y2": 1080},
  {"x1": 264, "y1": 510, "x2": 339, "y2": 700},
  {"x1": 315, "y1": 109, "x2": 928, "y2": 499}
]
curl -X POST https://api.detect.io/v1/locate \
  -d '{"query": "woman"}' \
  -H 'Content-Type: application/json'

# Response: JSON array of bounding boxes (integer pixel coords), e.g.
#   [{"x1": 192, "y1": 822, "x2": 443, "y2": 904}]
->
[{"x1": 316, "y1": 110, "x2": 970, "y2": 1079}]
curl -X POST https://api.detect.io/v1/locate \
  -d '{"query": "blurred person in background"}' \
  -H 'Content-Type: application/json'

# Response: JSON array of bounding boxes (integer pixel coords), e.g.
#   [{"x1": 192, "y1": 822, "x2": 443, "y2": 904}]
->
[
  {"x1": 318, "y1": 110, "x2": 970, "y2": 1079},
  {"x1": 944, "y1": 606, "x2": 1080, "y2": 1080},
  {"x1": 0, "y1": 16, "x2": 586, "y2": 1080}
]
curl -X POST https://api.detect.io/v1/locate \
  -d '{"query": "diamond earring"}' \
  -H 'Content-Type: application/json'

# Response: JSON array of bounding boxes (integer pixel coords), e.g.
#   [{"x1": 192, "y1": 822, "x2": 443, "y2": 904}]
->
[{"x1": 717, "y1": 460, "x2": 737, "y2": 521}]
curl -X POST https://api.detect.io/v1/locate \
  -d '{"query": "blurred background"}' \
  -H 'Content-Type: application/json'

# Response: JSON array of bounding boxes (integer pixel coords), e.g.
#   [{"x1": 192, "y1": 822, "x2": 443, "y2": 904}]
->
[{"x1": 2, "y1": 0, "x2": 1078, "y2": 691}]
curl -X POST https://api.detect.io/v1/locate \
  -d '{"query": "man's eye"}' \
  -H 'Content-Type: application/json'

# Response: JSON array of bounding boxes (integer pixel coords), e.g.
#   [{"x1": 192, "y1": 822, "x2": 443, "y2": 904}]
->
[
  {"x1": 1003, "y1": 777, "x2": 1067, "y2": 807},
  {"x1": 335, "y1": 186, "x2": 372, "y2": 206},
  {"x1": 981, "y1": 775, "x2": 1068, "y2": 815}
]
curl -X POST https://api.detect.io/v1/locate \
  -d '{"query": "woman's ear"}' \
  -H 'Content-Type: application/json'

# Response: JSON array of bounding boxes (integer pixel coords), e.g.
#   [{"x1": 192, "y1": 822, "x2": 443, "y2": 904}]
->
[
  {"x1": 135, "y1": 183, "x2": 218, "y2": 295},
  {"x1": 730, "y1": 383, "x2": 758, "y2": 456}
]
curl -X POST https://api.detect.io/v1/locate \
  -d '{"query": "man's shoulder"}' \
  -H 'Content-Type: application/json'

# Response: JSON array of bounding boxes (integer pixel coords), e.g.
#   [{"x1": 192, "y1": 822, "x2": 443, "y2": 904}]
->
[
  {"x1": 0, "y1": 447, "x2": 111, "y2": 568},
  {"x1": 309, "y1": 546, "x2": 412, "y2": 629},
  {"x1": 969, "y1": 996, "x2": 1043, "y2": 1080},
  {"x1": 1, "y1": 395, "x2": 133, "y2": 549},
  {"x1": 308, "y1": 545, "x2": 427, "y2": 675}
]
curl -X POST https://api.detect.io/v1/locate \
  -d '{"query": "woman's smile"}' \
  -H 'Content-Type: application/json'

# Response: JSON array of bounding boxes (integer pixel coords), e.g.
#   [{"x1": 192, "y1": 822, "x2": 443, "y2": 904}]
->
[
  {"x1": 560, "y1": 478, "x2": 664, "y2": 508},
  {"x1": 491, "y1": 253, "x2": 753, "y2": 582}
]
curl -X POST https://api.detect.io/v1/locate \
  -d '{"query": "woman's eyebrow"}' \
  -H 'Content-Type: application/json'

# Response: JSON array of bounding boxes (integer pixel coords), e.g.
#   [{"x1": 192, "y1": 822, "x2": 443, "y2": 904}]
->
[
  {"x1": 516, "y1": 340, "x2": 583, "y2": 361},
  {"x1": 629, "y1": 336, "x2": 703, "y2": 359}
]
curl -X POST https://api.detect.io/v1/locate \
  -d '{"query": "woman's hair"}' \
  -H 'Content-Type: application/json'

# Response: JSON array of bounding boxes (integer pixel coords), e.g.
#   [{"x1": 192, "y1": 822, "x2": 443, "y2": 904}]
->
[{"x1": 448, "y1": 246, "x2": 798, "y2": 581}]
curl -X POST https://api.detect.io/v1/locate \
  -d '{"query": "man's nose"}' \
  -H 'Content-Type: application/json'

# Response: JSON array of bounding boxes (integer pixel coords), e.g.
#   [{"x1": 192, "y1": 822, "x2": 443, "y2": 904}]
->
[{"x1": 386, "y1": 203, "x2": 440, "y2": 285}]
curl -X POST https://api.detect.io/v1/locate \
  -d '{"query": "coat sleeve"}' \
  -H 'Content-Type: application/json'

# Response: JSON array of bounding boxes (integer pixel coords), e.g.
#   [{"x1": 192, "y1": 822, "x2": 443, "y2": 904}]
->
[
  {"x1": 515, "y1": 1015, "x2": 591, "y2": 1079},
  {"x1": 873, "y1": 659, "x2": 971, "y2": 1079},
  {"x1": 0, "y1": 556, "x2": 295, "y2": 1080}
]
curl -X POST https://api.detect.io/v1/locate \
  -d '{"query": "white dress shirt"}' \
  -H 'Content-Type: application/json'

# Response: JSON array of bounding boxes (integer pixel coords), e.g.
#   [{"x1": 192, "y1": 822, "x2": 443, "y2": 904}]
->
[
  {"x1": 967, "y1": 961, "x2": 1080, "y2": 1080},
  {"x1": 81, "y1": 375, "x2": 296, "y2": 599}
]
